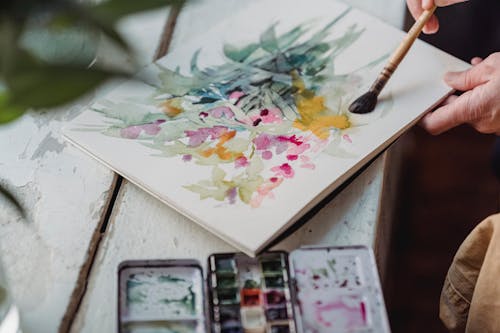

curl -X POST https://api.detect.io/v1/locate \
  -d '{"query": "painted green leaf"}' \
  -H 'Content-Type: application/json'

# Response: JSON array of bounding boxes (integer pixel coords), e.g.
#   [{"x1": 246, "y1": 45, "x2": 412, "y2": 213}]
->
[
  {"x1": 260, "y1": 24, "x2": 280, "y2": 53},
  {"x1": 93, "y1": 100, "x2": 167, "y2": 127},
  {"x1": 212, "y1": 166, "x2": 226, "y2": 183},
  {"x1": 238, "y1": 178, "x2": 262, "y2": 204},
  {"x1": 190, "y1": 50, "x2": 209, "y2": 79},
  {"x1": 309, "y1": 8, "x2": 351, "y2": 45},
  {"x1": 157, "y1": 67, "x2": 204, "y2": 96},
  {"x1": 277, "y1": 25, "x2": 307, "y2": 50},
  {"x1": 223, "y1": 43, "x2": 260, "y2": 63},
  {"x1": 184, "y1": 183, "x2": 228, "y2": 202},
  {"x1": 329, "y1": 25, "x2": 364, "y2": 57},
  {"x1": 246, "y1": 157, "x2": 264, "y2": 178}
]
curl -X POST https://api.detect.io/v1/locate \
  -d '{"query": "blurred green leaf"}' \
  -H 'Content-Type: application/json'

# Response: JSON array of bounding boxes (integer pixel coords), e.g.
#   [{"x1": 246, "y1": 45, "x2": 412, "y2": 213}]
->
[
  {"x1": 0, "y1": 0, "x2": 187, "y2": 128},
  {"x1": 0, "y1": 105, "x2": 25, "y2": 124},
  {"x1": 0, "y1": 184, "x2": 24, "y2": 217},
  {"x1": 0, "y1": 18, "x2": 23, "y2": 76},
  {"x1": 6, "y1": 65, "x2": 120, "y2": 109},
  {"x1": 19, "y1": 11, "x2": 100, "y2": 66},
  {"x1": 91, "y1": 0, "x2": 185, "y2": 22},
  {"x1": 55, "y1": 1, "x2": 132, "y2": 53}
]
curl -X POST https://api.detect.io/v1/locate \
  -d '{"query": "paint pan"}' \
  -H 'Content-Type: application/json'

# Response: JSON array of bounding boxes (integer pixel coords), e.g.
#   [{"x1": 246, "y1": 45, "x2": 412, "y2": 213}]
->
[
  {"x1": 289, "y1": 246, "x2": 390, "y2": 333},
  {"x1": 118, "y1": 246, "x2": 389, "y2": 333},
  {"x1": 208, "y1": 252, "x2": 295, "y2": 333},
  {"x1": 118, "y1": 260, "x2": 206, "y2": 333}
]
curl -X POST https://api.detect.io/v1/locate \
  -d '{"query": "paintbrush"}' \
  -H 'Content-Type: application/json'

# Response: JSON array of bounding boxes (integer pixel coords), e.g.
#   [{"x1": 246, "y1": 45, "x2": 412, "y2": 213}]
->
[{"x1": 348, "y1": 5, "x2": 437, "y2": 114}]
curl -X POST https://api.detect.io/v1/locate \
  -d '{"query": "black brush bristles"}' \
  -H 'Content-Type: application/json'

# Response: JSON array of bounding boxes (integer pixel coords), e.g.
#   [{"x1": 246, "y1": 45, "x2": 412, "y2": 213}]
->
[{"x1": 348, "y1": 90, "x2": 378, "y2": 114}]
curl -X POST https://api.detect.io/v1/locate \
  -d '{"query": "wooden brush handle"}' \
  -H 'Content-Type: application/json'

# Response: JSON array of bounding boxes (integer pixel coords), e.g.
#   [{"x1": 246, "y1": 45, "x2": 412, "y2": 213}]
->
[{"x1": 370, "y1": 5, "x2": 437, "y2": 95}]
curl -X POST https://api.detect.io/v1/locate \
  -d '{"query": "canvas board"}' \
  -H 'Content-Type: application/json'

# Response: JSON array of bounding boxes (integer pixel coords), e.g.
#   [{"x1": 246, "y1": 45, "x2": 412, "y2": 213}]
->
[{"x1": 63, "y1": 0, "x2": 468, "y2": 256}]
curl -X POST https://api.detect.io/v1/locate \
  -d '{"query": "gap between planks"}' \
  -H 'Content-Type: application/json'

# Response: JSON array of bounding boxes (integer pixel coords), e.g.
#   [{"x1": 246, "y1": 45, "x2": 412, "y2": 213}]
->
[
  {"x1": 58, "y1": 174, "x2": 123, "y2": 333},
  {"x1": 58, "y1": 6, "x2": 183, "y2": 333}
]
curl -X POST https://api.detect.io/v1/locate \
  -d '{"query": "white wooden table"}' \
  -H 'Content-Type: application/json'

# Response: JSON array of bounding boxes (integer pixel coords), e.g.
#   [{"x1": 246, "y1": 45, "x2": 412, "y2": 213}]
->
[{"x1": 0, "y1": 1, "x2": 406, "y2": 332}]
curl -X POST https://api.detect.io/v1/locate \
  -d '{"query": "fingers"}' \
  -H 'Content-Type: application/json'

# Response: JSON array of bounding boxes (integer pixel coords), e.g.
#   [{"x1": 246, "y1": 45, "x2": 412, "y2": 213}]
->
[
  {"x1": 420, "y1": 93, "x2": 469, "y2": 135},
  {"x1": 407, "y1": 0, "x2": 439, "y2": 34},
  {"x1": 441, "y1": 94, "x2": 458, "y2": 107},
  {"x1": 444, "y1": 61, "x2": 491, "y2": 91},
  {"x1": 423, "y1": 52, "x2": 499, "y2": 135},
  {"x1": 471, "y1": 57, "x2": 483, "y2": 65},
  {"x1": 406, "y1": 0, "x2": 424, "y2": 21},
  {"x1": 423, "y1": 15, "x2": 439, "y2": 34},
  {"x1": 408, "y1": 0, "x2": 469, "y2": 34},
  {"x1": 422, "y1": 0, "x2": 435, "y2": 9}
]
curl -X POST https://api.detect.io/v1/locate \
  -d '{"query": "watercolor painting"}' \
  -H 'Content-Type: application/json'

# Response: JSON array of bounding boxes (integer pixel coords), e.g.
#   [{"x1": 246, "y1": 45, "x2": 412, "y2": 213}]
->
[
  {"x1": 84, "y1": 8, "x2": 384, "y2": 208},
  {"x1": 64, "y1": 0, "x2": 467, "y2": 255}
]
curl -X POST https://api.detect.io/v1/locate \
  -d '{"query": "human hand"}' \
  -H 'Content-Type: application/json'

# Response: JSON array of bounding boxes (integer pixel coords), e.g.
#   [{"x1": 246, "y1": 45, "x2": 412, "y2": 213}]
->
[
  {"x1": 420, "y1": 53, "x2": 500, "y2": 135},
  {"x1": 406, "y1": 0, "x2": 468, "y2": 34}
]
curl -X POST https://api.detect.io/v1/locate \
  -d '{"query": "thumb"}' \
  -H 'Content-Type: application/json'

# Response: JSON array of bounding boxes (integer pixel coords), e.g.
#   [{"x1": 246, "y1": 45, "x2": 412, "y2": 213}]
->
[
  {"x1": 444, "y1": 62, "x2": 490, "y2": 91},
  {"x1": 420, "y1": 92, "x2": 473, "y2": 135}
]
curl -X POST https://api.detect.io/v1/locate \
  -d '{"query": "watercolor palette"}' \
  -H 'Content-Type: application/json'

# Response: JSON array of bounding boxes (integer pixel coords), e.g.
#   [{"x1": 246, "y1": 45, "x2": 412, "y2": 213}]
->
[
  {"x1": 208, "y1": 252, "x2": 295, "y2": 333},
  {"x1": 118, "y1": 246, "x2": 390, "y2": 333},
  {"x1": 118, "y1": 260, "x2": 206, "y2": 333},
  {"x1": 289, "y1": 246, "x2": 390, "y2": 332}
]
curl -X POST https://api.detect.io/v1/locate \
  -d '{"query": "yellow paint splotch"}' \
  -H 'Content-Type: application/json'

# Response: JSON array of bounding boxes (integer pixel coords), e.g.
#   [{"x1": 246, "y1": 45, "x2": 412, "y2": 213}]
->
[
  {"x1": 200, "y1": 130, "x2": 242, "y2": 161},
  {"x1": 161, "y1": 98, "x2": 184, "y2": 117},
  {"x1": 291, "y1": 71, "x2": 349, "y2": 139}
]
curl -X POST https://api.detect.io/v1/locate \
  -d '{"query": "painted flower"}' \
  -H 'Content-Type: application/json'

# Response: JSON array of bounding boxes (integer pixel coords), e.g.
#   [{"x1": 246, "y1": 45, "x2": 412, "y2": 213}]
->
[
  {"x1": 253, "y1": 133, "x2": 274, "y2": 150},
  {"x1": 226, "y1": 187, "x2": 238, "y2": 204},
  {"x1": 300, "y1": 156, "x2": 315, "y2": 170},
  {"x1": 271, "y1": 163, "x2": 295, "y2": 178},
  {"x1": 208, "y1": 106, "x2": 235, "y2": 119},
  {"x1": 120, "y1": 119, "x2": 166, "y2": 139},
  {"x1": 262, "y1": 151, "x2": 273, "y2": 160},
  {"x1": 250, "y1": 177, "x2": 283, "y2": 208},
  {"x1": 228, "y1": 90, "x2": 245, "y2": 103},
  {"x1": 235, "y1": 156, "x2": 249, "y2": 168},
  {"x1": 185, "y1": 126, "x2": 228, "y2": 147},
  {"x1": 244, "y1": 107, "x2": 283, "y2": 126}
]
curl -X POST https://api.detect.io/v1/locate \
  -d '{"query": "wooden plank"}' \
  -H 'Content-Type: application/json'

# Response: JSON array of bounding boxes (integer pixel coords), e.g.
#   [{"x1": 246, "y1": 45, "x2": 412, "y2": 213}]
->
[
  {"x1": 71, "y1": 1, "x2": 405, "y2": 331},
  {"x1": 0, "y1": 95, "x2": 116, "y2": 333},
  {"x1": 60, "y1": 9, "x2": 174, "y2": 333}
]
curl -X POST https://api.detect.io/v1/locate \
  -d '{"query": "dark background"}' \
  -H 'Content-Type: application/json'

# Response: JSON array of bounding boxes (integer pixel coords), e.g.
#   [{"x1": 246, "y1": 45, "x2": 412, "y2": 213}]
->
[{"x1": 386, "y1": 0, "x2": 500, "y2": 332}]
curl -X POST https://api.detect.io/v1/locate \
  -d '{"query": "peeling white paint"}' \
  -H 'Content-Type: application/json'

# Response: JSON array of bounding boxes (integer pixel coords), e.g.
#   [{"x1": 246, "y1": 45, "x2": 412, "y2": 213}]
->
[{"x1": 0, "y1": 51, "x2": 116, "y2": 333}]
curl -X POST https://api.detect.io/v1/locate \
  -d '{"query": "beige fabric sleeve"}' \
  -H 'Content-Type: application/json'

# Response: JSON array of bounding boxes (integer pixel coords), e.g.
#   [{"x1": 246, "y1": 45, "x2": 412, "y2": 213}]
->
[{"x1": 440, "y1": 213, "x2": 500, "y2": 333}]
